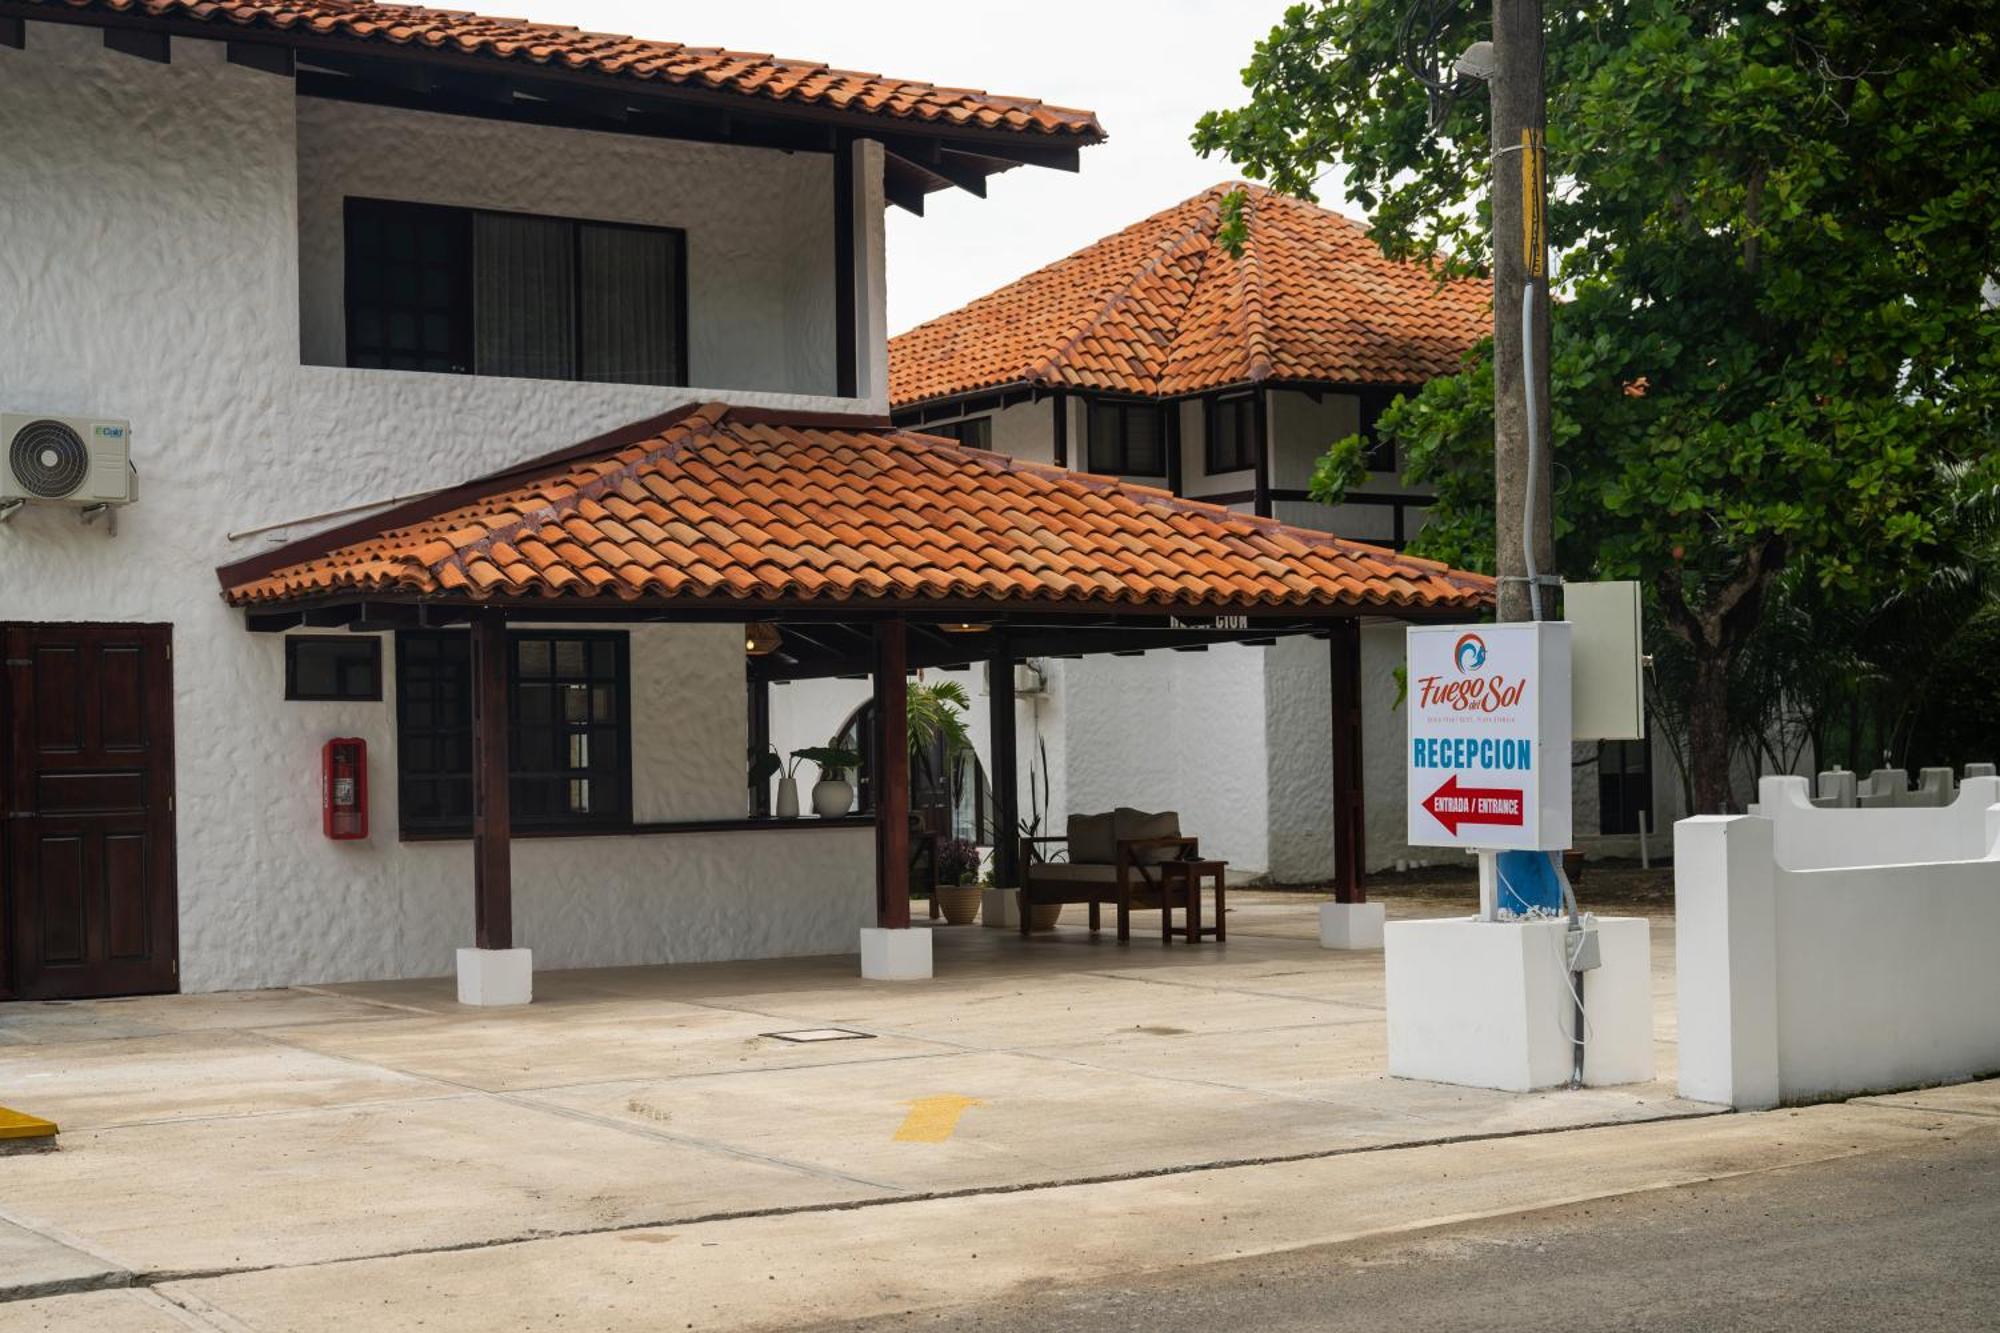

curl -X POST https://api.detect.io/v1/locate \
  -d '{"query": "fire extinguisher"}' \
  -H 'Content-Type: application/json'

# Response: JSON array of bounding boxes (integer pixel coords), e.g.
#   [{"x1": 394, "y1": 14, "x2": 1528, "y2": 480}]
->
[{"x1": 322, "y1": 737, "x2": 368, "y2": 840}]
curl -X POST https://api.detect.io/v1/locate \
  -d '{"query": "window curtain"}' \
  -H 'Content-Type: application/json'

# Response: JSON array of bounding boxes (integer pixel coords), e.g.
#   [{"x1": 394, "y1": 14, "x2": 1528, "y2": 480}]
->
[
  {"x1": 580, "y1": 224, "x2": 681, "y2": 386},
  {"x1": 1126, "y1": 404, "x2": 1166, "y2": 475},
  {"x1": 472, "y1": 212, "x2": 577, "y2": 380}
]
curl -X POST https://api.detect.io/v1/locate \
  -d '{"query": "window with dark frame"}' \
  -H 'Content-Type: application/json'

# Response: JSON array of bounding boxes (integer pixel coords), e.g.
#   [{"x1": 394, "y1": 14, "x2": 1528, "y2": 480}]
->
[
  {"x1": 1359, "y1": 389, "x2": 1398, "y2": 473},
  {"x1": 1205, "y1": 394, "x2": 1258, "y2": 474},
  {"x1": 929, "y1": 416, "x2": 992, "y2": 450},
  {"x1": 393, "y1": 630, "x2": 632, "y2": 837},
  {"x1": 345, "y1": 198, "x2": 688, "y2": 387},
  {"x1": 1085, "y1": 399, "x2": 1167, "y2": 475},
  {"x1": 285, "y1": 636, "x2": 382, "y2": 702}
]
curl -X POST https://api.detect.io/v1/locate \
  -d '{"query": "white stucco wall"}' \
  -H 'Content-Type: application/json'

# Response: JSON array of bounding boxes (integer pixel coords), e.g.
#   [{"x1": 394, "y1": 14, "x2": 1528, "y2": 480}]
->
[
  {"x1": 0, "y1": 24, "x2": 881, "y2": 991},
  {"x1": 1268, "y1": 389, "x2": 1359, "y2": 490},
  {"x1": 1060, "y1": 647, "x2": 1272, "y2": 871},
  {"x1": 910, "y1": 397, "x2": 1058, "y2": 466}
]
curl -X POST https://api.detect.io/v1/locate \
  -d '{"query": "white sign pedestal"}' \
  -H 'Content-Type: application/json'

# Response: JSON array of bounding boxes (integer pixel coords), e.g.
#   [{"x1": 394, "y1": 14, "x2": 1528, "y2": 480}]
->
[
  {"x1": 1383, "y1": 621, "x2": 1650, "y2": 1093},
  {"x1": 1385, "y1": 917, "x2": 1654, "y2": 1091}
]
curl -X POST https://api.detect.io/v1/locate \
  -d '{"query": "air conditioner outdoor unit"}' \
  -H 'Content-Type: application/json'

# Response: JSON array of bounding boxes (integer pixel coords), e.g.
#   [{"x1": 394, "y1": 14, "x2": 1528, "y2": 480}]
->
[{"x1": 2, "y1": 414, "x2": 137, "y2": 506}]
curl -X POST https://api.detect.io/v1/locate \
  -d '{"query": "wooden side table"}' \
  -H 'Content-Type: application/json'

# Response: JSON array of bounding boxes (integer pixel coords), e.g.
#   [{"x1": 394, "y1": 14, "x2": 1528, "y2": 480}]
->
[{"x1": 1159, "y1": 859, "x2": 1226, "y2": 944}]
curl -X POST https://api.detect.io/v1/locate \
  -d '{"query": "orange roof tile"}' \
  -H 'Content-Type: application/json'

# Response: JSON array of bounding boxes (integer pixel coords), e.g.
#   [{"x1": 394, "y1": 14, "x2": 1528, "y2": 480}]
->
[
  {"x1": 26, "y1": 0, "x2": 1102, "y2": 141},
  {"x1": 890, "y1": 183, "x2": 1490, "y2": 407},
  {"x1": 218, "y1": 404, "x2": 1492, "y2": 615}
]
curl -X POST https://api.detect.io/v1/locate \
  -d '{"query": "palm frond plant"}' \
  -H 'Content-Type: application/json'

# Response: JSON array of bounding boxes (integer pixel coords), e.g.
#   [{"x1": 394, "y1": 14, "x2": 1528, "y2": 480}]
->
[{"x1": 906, "y1": 679, "x2": 973, "y2": 793}]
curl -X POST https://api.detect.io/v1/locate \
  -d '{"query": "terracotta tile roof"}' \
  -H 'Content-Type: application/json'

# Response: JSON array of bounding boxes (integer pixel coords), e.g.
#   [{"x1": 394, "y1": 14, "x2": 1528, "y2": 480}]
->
[
  {"x1": 890, "y1": 183, "x2": 1490, "y2": 407},
  {"x1": 218, "y1": 404, "x2": 1492, "y2": 615},
  {"x1": 26, "y1": 0, "x2": 1103, "y2": 140}
]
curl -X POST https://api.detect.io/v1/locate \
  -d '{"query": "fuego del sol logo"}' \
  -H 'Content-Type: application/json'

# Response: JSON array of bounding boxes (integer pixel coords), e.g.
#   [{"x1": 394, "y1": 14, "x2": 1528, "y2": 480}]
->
[
  {"x1": 1419, "y1": 632, "x2": 1526, "y2": 713},
  {"x1": 1453, "y1": 633, "x2": 1488, "y2": 674}
]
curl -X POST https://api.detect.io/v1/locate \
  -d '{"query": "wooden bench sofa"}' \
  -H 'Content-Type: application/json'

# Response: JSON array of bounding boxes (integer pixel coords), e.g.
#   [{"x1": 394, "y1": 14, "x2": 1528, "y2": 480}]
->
[{"x1": 1019, "y1": 807, "x2": 1197, "y2": 942}]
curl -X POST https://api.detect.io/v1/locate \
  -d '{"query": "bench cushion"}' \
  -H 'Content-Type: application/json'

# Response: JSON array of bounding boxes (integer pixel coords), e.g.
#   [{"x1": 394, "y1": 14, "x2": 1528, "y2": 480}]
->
[
  {"x1": 1117, "y1": 808, "x2": 1182, "y2": 864},
  {"x1": 1025, "y1": 863, "x2": 1122, "y2": 886},
  {"x1": 1066, "y1": 811, "x2": 1118, "y2": 865}
]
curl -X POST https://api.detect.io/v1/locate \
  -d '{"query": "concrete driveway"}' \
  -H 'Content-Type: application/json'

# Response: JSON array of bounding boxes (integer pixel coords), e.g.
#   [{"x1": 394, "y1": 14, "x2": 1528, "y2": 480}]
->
[{"x1": 0, "y1": 893, "x2": 1711, "y2": 1326}]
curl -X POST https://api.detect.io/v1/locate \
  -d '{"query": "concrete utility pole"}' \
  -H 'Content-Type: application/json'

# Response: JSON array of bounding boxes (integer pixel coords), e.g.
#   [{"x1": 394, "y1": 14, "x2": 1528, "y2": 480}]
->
[{"x1": 1489, "y1": 0, "x2": 1556, "y2": 623}]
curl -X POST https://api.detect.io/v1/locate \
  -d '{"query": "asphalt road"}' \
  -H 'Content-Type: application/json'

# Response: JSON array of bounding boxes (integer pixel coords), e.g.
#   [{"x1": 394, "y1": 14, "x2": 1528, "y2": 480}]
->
[{"x1": 812, "y1": 1132, "x2": 2000, "y2": 1333}]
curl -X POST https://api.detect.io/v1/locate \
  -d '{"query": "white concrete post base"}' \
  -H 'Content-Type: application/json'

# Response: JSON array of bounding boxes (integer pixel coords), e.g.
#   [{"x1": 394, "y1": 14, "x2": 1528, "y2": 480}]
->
[
  {"x1": 980, "y1": 886, "x2": 1020, "y2": 930},
  {"x1": 1385, "y1": 917, "x2": 1653, "y2": 1092},
  {"x1": 1319, "y1": 901, "x2": 1387, "y2": 950},
  {"x1": 456, "y1": 947, "x2": 533, "y2": 1006},
  {"x1": 859, "y1": 927, "x2": 933, "y2": 980}
]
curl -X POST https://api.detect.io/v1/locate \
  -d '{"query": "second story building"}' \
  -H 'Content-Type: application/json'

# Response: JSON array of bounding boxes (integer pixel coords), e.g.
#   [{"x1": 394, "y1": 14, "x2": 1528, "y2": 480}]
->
[{"x1": 888, "y1": 183, "x2": 1490, "y2": 548}]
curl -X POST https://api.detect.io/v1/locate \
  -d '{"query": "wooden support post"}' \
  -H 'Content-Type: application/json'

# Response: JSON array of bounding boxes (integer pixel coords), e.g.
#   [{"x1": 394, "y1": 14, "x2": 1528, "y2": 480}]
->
[
  {"x1": 748, "y1": 675, "x2": 772, "y2": 817},
  {"x1": 1165, "y1": 399, "x2": 1183, "y2": 497},
  {"x1": 1252, "y1": 387, "x2": 1273, "y2": 518},
  {"x1": 988, "y1": 637, "x2": 1019, "y2": 888},
  {"x1": 1051, "y1": 390, "x2": 1069, "y2": 469},
  {"x1": 471, "y1": 610, "x2": 513, "y2": 949},
  {"x1": 873, "y1": 619, "x2": 911, "y2": 928},
  {"x1": 833, "y1": 134, "x2": 858, "y2": 399},
  {"x1": 1330, "y1": 619, "x2": 1367, "y2": 904}
]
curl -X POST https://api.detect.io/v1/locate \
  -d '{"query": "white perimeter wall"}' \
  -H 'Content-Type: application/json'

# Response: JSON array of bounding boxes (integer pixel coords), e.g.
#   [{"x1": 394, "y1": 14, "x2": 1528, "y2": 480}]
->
[
  {"x1": 0, "y1": 25, "x2": 883, "y2": 990},
  {"x1": 1676, "y1": 783, "x2": 2000, "y2": 1108}
]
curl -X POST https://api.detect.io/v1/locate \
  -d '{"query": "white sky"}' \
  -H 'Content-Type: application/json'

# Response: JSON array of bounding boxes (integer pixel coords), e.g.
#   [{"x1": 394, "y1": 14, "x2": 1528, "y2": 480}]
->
[{"x1": 489, "y1": 0, "x2": 1310, "y2": 333}]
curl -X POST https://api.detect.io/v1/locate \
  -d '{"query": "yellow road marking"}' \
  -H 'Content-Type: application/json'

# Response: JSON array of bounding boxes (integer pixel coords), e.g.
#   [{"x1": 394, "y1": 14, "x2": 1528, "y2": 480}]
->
[
  {"x1": 0, "y1": 1106, "x2": 58, "y2": 1141},
  {"x1": 893, "y1": 1094, "x2": 983, "y2": 1143}
]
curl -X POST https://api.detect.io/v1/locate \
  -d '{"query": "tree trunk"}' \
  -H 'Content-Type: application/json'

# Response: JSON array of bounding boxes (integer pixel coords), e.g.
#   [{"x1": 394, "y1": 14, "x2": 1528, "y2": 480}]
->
[{"x1": 1688, "y1": 649, "x2": 1735, "y2": 813}]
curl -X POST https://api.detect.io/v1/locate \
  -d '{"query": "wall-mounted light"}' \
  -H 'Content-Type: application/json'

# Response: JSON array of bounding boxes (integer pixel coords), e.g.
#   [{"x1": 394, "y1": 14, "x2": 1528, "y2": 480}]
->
[
  {"x1": 939, "y1": 622, "x2": 992, "y2": 634},
  {"x1": 744, "y1": 623, "x2": 783, "y2": 656}
]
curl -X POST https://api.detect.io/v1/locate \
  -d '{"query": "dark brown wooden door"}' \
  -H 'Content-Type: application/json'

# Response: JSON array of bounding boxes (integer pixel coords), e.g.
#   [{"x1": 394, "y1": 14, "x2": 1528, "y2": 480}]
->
[{"x1": 3, "y1": 624, "x2": 178, "y2": 999}]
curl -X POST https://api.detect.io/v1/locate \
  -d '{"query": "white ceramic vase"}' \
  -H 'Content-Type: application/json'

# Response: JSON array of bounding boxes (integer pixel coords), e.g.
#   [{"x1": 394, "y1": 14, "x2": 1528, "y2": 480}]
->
[
  {"x1": 811, "y1": 776, "x2": 853, "y2": 818},
  {"x1": 774, "y1": 776, "x2": 801, "y2": 818}
]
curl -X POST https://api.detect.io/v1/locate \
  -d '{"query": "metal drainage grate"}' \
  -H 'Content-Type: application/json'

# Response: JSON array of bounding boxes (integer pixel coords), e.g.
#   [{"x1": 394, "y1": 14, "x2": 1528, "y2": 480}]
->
[{"x1": 761, "y1": 1028, "x2": 876, "y2": 1044}]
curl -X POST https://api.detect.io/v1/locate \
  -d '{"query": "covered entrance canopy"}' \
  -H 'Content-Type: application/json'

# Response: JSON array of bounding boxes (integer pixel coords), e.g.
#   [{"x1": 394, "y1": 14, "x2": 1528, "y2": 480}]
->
[{"x1": 216, "y1": 402, "x2": 1491, "y2": 954}]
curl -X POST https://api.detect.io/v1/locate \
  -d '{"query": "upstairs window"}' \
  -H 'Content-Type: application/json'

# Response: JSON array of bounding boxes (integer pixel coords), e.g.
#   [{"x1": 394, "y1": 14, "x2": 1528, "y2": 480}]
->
[
  {"x1": 1359, "y1": 389, "x2": 1398, "y2": 473},
  {"x1": 1086, "y1": 400, "x2": 1167, "y2": 476},
  {"x1": 1206, "y1": 394, "x2": 1259, "y2": 474},
  {"x1": 930, "y1": 416, "x2": 992, "y2": 450},
  {"x1": 345, "y1": 198, "x2": 688, "y2": 387}
]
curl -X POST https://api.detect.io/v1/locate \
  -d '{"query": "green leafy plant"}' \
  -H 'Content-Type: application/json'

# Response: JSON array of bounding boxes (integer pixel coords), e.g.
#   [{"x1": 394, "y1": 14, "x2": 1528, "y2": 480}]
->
[
  {"x1": 792, "y1": 744, "x2": 862, "y2": 781},
  {"x1": 907, "y1": 678, "x2": 975, "y2": 812},
  {"x1": 1196, "y1": 0, "x2": 2000, "y2": 810}
]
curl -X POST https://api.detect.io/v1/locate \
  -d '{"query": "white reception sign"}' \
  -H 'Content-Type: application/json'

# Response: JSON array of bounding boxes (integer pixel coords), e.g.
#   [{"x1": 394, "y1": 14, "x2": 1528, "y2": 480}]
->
[{"x1": 1406, "y1": 622, "x2": 1572, "y2": 852}]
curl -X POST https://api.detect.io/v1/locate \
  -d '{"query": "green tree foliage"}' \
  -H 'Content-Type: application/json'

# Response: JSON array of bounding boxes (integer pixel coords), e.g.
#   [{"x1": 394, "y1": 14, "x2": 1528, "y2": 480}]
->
[{"x1": 1196, "y1": 0, "x2": 2000, "y2": 810}]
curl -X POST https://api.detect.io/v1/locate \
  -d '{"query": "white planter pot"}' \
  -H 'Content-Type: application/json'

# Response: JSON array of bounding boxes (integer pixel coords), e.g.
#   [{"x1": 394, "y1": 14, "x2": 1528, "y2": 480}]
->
[
  {"x1": 812, "y1": 777, "x2": 853, "y2": 818},
  {"x1": 774, "y1": 777, "x2": 801, "y2": 819}
]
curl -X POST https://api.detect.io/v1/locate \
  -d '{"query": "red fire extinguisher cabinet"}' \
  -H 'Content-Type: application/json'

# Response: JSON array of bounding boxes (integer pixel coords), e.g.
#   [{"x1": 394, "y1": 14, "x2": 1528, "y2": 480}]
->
[{"x1": 322, "y1": 737, "x2": 369, "y2": 840}]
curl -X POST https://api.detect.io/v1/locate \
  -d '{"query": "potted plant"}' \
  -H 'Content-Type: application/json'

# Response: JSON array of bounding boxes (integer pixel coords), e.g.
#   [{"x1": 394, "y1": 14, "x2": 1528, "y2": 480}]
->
[
  {"x1": 761, "y1": 746, "x2": 809, "y2": 818},
  {"x1": 934, "y1": 838, "x2": 983, "y2": 925},
  {"x1": 792, "y1": 743, "x2": 862, "y2": 818}
]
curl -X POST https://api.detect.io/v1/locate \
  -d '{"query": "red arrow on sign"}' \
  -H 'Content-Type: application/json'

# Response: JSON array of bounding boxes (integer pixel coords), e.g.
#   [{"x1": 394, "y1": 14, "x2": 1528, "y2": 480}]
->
[{"x1": 1422, "y1": 774, "x2": 1525, "y2": 836}]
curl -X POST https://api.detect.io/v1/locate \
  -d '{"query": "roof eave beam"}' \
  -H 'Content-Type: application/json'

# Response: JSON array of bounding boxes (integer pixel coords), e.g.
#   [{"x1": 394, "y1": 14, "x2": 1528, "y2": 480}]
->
[{"x1": 103, "y1": 25, "x2": 168, "y2": 63}]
